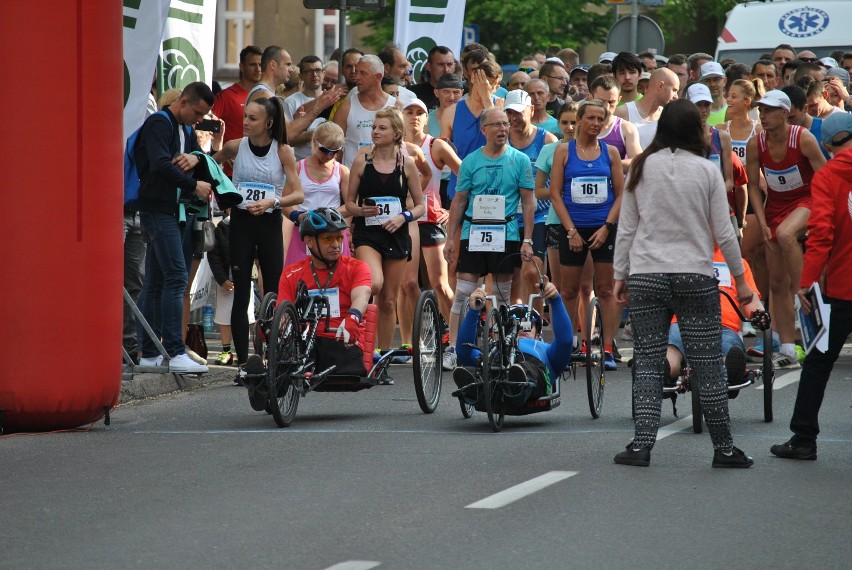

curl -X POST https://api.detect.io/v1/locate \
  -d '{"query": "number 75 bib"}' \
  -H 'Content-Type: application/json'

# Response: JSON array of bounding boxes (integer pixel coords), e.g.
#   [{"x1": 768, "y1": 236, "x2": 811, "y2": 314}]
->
[{"x1": 468, "y1": 224, "x2": 506, "y2": 252}]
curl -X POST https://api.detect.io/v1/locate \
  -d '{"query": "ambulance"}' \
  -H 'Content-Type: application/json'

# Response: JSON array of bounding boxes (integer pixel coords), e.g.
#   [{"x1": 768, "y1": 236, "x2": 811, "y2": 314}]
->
[{"x1": 715, "y1": 0, "x2": 852, "y2": 63}]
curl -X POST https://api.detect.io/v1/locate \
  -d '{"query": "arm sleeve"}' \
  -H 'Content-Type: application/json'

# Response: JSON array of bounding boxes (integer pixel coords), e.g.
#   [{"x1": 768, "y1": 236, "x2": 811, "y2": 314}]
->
[
  {"x1": 709, "y1": 166, "x2": 745, "y2": 276},
  {"x1": 455, "y1": 308, "x2": 482, "y2": 366},
  {"x1": 544, "y1": 295, "x2": 574, "y2": 372},
  {"x1": 800, "y1": 170, "x2": 834, "y2": 287}
]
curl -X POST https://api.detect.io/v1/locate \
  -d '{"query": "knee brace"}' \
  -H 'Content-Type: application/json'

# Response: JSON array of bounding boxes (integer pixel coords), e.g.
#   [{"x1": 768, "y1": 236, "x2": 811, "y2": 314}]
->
[
  {"x1": 495, "y1": 279, "x2": 513, "y2": 308},
  {"x1": 452, "y1": 279, "x2": 479, "y2": 315}
]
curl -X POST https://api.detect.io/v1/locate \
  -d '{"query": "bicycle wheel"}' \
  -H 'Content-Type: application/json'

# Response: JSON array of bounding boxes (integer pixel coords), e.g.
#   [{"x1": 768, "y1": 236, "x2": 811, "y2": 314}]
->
[
  {"x1": 413, "y1": 290, "x2": 442, "y2": 413},
  {"x1": 459, "y1": 398, "x2": 474, "y2": 419},
  {"x1": 253, "y1": 292, "x2": 277, "y2": 359},
  {"x1": 479, "y1": 307, "x2": 505, "y2": 432},
  {"x1": 762, "y1": 327, "x2": 774, "y2": 422},
  {"x1": 267, "y1": 301, "x2": 301, "y2": 428},
  {"x1": 690, "y1": 373, "x2": 702, "y2": 434},
  {"x1": 585, "y1": 297, "x2": 605, "y2": 418}
]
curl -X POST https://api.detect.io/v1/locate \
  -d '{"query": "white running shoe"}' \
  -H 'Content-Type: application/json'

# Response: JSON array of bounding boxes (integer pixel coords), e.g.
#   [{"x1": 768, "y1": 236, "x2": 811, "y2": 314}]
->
[
  {"x1": 771, "y1": 352, "x2": 800, "y2": 370},
  {"x1": 442, "y1": 347, "x2": 457, "y2": 371},
  {"x1": 742, "y1": 321, "x2": 757, "y2": 337},
  {"x1": 169, "y1": 353, "x2": 209, "y2": 374},
  {"x1": 139, "y1": 355, "x2": 164, "y2": 367}
]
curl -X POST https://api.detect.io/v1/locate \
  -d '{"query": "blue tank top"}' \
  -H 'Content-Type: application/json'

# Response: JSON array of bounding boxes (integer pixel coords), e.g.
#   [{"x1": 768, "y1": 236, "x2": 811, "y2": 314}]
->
[
  {"x1": 561, "y1": 140, "x2": 614, "y2": 227},
  {"x1": 599, "y1": 116, "x2": 627, "y2": 159},
  {"x1": 447, "y1": 99, "x2": 487, "y2": 200},
  {"x1": 708, "y1": 127, "x2": 723, "y2": 172},
  {"x1": 809, "y1": 117, "x2": 831, "y2": 159},
  {"x1": 512, "y1": 127, "x2": 550, "y2": 226}
]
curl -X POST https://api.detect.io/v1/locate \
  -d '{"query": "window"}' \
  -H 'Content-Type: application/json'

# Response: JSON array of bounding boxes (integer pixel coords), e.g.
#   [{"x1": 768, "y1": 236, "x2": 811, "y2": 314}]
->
[{"x1": 216, "y1": 0, "x2": 255, "y2": 74}]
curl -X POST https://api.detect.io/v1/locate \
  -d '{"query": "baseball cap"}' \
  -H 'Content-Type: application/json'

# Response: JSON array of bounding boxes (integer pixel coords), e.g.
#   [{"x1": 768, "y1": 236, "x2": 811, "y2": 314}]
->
[
  {"x1": 598, "y1": 51, "x2": 617, "y2": 64},
  {"x1": 545, "y1": 57, "x2": 565, "y2": 66},
  {"x1": 821, "y1": 112, "x2": 852, "y2": 147},
  {"x1": 687, "y1": 83, "x2": 713, "y2": 104},
  {"x1": 403, "y1": 98, "x2": 428, "y2": 114},
  {"x1": 827, "y1": 66, "x2": 851, "y2": 87},
  {"x1": 752, "y1": 90, "x2": 791, "y2": 111},
  {"x1": 699, "y1": 61, "x2": 725, "y2": 80},
  {"x1": 503, "y1": 89, "x2": 532, "y2": 112},
  {"x1": 570, "y1": 64, "x2": 591, "y2": 77},
  {"x1": 819, "y1": 56, "x2": 839, "y2": 68},
  {"x1": 639, "y1": 71, "x2": 651, "y2": 81}
]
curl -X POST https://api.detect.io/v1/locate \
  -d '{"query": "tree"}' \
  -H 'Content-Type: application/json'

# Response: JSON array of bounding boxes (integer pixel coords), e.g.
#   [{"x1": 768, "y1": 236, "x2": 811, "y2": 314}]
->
[
  {"x1": 655, "y1": 0, "x2": 740, "y2": 41},
  {"x1": 349, "y1": 0, "x2": 611, "y2": 64}
]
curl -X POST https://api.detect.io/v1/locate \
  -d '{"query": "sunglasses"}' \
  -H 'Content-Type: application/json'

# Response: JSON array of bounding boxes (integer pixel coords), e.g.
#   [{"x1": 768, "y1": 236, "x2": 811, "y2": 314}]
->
[
  {"x1": 318, "y1": 144, "x2": 342, "y2": 155},
  {"x1": 317, "y1": 234, "x2": 344, "y2": 245},
  {"x1": 519, "y1": 67, "x2": 535, "y2": 73},
  {"x1": 799, "y1": 57, "x2": 818, "y2": 63}
]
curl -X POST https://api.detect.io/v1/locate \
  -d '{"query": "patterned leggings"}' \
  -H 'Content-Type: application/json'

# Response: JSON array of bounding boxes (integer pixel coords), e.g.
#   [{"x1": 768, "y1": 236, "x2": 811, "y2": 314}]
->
[{"x1": 629, "y1": 273, "x2": 733, "y2": 452}]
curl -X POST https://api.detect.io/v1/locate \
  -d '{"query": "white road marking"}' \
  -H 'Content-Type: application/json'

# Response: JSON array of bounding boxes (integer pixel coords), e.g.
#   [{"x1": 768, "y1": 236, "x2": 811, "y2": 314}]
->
[
  {"x1": 656, "y1": 416, "x2": 695, "y2": 440},
  {"x1": 323, "y1": 561, "x2": 381, "y2": 570},
  {"x1": 756, "y1": 369, "x2": 801, "y2": 391},
  {"x1": 465, "y1": 471, "x2": 577, "y2": 509}
]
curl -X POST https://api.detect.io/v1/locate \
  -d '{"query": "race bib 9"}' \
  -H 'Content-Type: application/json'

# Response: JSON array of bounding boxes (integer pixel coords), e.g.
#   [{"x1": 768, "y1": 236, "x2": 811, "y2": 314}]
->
[{"x1": 764, "y1": 165, "x2": 804, "y2": 192}]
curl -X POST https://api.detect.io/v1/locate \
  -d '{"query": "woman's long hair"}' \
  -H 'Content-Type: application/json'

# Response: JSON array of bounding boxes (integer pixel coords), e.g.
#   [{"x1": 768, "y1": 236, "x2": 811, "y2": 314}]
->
[
  {"x1": 626, "y1": 99, "x2": 709, "y2": 192},
  {"x1": 252, "y1": 96, "x2": 288, "y2": 145}
]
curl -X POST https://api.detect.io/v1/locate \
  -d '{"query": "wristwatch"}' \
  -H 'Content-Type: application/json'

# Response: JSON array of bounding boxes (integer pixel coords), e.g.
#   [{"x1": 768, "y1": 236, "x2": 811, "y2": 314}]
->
[
  {"x1": 522, "y1": 238, "x2": 534, "y2": 245},
  {"x1": 273, "y1": 197, "x2": 281, "y2": 209},
  {"x1": 605, "y1": 221, "x2": 616, "y2": 230}
]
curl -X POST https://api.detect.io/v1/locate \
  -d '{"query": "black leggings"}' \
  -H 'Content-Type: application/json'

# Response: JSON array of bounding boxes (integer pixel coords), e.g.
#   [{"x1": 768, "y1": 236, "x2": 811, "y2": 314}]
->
[{"x1": 229, "y1": 207, "x2": 283, "y2": 364}]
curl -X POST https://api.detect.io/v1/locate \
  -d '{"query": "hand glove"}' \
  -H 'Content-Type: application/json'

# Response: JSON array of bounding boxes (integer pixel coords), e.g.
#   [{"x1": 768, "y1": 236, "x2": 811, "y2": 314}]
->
[{"x1": 335, "y1": 313, "x2": 362, "y2": 345}]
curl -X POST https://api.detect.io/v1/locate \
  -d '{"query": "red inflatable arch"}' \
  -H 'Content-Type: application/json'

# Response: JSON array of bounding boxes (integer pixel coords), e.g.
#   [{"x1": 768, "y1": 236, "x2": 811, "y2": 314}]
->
[{"x1": 0, "y1": 1, "x2": 123, "y2": 432}]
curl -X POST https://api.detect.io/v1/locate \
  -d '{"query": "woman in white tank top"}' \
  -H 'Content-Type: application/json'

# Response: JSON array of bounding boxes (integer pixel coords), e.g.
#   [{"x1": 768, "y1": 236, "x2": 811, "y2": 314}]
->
[
  {"x1": 213, "y1": 97, "x2": 303, "y2": 368},
  {"x1": 283, "y1": 122, "x2": 352, "y2": 266}
]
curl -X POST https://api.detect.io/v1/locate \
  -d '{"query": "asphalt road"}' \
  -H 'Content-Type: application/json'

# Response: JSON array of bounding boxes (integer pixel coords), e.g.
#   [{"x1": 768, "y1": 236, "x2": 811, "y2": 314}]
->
[{"x1": 3, "y1": 356, "x2": 851, "y2": 569}]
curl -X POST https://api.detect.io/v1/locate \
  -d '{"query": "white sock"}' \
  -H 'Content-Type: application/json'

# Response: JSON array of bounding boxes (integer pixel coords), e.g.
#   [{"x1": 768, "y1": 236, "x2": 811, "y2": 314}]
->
[{"x1": 780, "y1": 343, "x2": 796, "y2": 357}]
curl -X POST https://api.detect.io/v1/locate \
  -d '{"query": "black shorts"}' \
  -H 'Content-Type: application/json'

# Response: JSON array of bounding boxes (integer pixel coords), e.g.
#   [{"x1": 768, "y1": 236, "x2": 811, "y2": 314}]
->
[
  {"x1": 517, "y1": 222, "x2": 547, "y2": 259},
  {"x1": 458, "y1": 240, "x2": 521, "y2": 276},
  {"x1": 546, "y1": 224, "x2": 564, "y2": 250},
  {"x1": 439, "y1": 178, "x2": 451, "y2": 210},
  {"x1": 352, "y1": 226, "x2": 411, "y2": 260},
  {"x1": 558, "y1": 226, "x2": 616, "y2": 266},
  {"x1": 418, "y1": 222, "x2": 447, "y2": 247}
]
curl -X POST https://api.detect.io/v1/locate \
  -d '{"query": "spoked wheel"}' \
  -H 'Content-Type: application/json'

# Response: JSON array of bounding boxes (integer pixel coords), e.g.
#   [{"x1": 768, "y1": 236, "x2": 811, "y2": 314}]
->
[
  {"x1": 690, "y1": 373, "x2": 703, "y2": 434},
  {"x1": 413, "y1": 290, "x2": 442, "y2": 413},
  {"x1": 253, "y1": 292, "x2": 277, "y2": 358},
  {"x1": 459, "y1": 398, "x2": 473, "y2": 418},
  {"x1": 585, "y1": 297, "x2": 605, "y2": 419},
  {"x1": 267, "y1": 301, "x2": 301, "y2": 428},
  {"x1": 479, "y1": 308, "x2": 505, "y2": 432},
  {"x1": 762, "y1": 328, "x2": 774, "y2": 422}
]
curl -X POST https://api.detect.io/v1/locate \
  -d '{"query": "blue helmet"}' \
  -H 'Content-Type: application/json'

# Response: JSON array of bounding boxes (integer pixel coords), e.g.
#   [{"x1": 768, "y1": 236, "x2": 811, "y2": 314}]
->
[{"x1": 299, "y1": 208, "x2": 348, "y2": 240}]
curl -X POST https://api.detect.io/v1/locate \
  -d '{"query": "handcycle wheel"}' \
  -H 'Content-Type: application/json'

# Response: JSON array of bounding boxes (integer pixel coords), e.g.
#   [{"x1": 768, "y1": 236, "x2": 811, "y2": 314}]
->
[
  {"x1": 412, "y1": 290, "x2": 442, "y2": 413},
  {"x1": 267, "y1": 301, "x2": 301, "y2": 428},
  {"x1": 585, "y1": 297, "x2": 605, "y2": 419},
  {"x1": 690, "y1": 372, "x2": 702, "y2": 434},
  {"x1": 459, "y1": 398, "x2": 473, "y2": 419},
  {"x1": 479, "y1": 307, "x2": 505, "y2": 432},
  {"x1": 253, "y1": 292, "x2": 277, "y2": 358},
  {"x1": 762, "y1": 327, "x2": 774, "y2": 422}
]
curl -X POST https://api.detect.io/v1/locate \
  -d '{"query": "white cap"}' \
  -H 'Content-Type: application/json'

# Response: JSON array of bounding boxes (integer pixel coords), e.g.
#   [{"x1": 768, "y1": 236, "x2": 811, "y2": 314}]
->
[
  {"x1": 752, "y1": 90, "x2": 791, "y2": 111},
  {"x1": 545, "y1": 56, "x2": 564, "y2": 66},
  {"x1": 598, "y1": 51, "x2": 617, "y2": 63},
  {"x1": 403, "y1": 98, "x2": 428, "y2": 114},
  {"x1": 699, "y1": 61, "x2": 725, "y2": 80},
  {"x1": 819, "y1": 56, "x2": 839, "y2": 68},
  {"x1": 687, "y1": 83, "x2": 713, "y2": 104},
  {"x1": 503, "y1": 89, "x2": 532, "y2": 112},
  {"x1": 639, "y1": 71, "x2": 651, "y2": 81}
]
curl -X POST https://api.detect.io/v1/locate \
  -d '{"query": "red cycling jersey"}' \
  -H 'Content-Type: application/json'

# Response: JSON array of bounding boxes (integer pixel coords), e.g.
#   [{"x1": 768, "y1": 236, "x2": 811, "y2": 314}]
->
[
  {"x1": 758, "y1": 125, "x2": 814, "y2": 234},
  {"x1": 277, "y1": 255, "x2": 372, "y2": 341}
]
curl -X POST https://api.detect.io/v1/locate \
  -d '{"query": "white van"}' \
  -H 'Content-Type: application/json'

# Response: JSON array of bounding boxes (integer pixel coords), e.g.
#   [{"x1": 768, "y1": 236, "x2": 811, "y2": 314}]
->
[{"x1": 716, "y1": 0, "x2": 852, "y2": 63}]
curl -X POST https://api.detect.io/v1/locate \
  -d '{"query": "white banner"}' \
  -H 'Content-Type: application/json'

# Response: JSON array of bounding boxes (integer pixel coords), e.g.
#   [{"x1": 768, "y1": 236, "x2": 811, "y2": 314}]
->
[
  {"x1": 393, "y1": 0, "x2": 467, "y2": 82},
  {"x1": 158, "y1": 0, "x2": 217, "y2": 92},
  {"x1": 123, "y1": 0, "x2": 171, "y2": 142}
]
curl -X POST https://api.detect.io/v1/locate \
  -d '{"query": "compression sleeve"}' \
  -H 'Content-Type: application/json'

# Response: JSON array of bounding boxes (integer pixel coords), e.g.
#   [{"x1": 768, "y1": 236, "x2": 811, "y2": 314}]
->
[
  {"x1": 544, "y1": 295, "x2": 573, "y2": 374},
  {"x1": 455, "y1": 307, "x2": 482, "y2": 367}
]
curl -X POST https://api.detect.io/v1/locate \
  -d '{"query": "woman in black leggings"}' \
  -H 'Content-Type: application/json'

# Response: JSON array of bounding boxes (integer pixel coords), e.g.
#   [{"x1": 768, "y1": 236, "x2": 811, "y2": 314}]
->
[{"x1": 214, "y1": 97, "x2": 303, "y2": 366}]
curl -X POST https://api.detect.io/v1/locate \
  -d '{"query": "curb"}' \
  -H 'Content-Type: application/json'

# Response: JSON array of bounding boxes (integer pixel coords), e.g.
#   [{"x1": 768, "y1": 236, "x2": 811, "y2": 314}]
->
[{"x1": 120, "y1": 365, "x2": 235, "y2": 404}]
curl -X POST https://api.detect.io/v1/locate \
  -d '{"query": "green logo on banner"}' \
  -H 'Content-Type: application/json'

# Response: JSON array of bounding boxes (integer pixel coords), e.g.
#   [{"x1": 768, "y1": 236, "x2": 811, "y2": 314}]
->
[
  {"x1": 159, "y1": 37, "x2": 205, "y2": 90},
  {"x1": 123, "y1": 60, "x2": 131, "y2": 107},
  {"x1": 407, "y1": 37, "x2": 436, "y2": 84}
]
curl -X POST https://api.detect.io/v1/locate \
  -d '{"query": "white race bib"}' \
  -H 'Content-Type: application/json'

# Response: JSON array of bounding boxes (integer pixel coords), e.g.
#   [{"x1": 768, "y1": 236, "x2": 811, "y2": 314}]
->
[
  {"x1": 570, "y1": 176, "x2": 608, "y2": 204},
  {"x1": 709, "y1": 153, "x2": 721, "y2": 169},
  {"x1": 468, "y1": 224, "x2": 506, "y2": 252},
  {"x1": 764, "y1": 165, "x2": 804, "y2": 192},
  {"x1": 713, "y1": 262, "x2": 732, "y2": 287},
  {"x1": 472, "y1": 194, "x2": 506, "y2": 223},
  {"x1": 365, "y1": 196, "x2": 402, "y2": 226},
  {"x1": 732, "y1": 141, "x2": 747, "y2": 163},
  {"x1": 238, "y1": 182, "x2": 275, "y2": 211},
  {"x1": 308, "y1": 287, "x2": 341, "y2": 318}
]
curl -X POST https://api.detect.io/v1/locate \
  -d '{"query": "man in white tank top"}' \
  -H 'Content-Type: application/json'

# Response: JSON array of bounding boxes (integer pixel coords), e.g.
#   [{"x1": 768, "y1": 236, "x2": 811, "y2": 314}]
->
[
  {"x1": 246, "y1": 46, "x2": 292, "y2": 105},
  {"x1": 333, "y1": 54, "x2": 397, "y2": 168},
  {"x1": 615, "y1": 68, "x2": 679, "y2": 150}
]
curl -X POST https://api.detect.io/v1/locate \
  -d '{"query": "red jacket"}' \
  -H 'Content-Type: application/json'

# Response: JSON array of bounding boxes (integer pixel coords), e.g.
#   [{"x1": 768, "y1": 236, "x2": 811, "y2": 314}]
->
[{"x1": 801, "y1": 147, "x2": 852, "y2": 300}]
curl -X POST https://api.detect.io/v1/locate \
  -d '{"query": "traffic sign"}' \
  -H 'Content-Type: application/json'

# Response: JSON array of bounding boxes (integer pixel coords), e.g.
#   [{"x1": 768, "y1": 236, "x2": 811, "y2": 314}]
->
[{"x1": 606, "y1": 15, "x2": 665, "y2": 54}]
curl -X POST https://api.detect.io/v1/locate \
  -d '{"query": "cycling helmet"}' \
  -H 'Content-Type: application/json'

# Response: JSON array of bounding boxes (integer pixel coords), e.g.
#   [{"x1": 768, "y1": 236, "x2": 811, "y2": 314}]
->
[
  {"x1": 299, "y1": 207, "x2": 348, "y2": 240},
  {"x1": 507, "y1": 304, "x2": 543, "y2": 333}
]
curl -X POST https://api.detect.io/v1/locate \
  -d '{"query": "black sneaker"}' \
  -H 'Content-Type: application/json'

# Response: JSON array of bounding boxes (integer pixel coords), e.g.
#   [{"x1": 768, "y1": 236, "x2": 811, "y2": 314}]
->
[
  {"x1": 712, "y1": 446, "x2": 754, "y2": 468},
  {"x1": 508, "y1": 363, "x2": 527, "y2": 385},
  {"x1": 614, "y1": 442, "x2": 650, "y2": 466},
  {"x1": 725, "y1": 346, "x2": 749, "y2": 390},
  {"x1": 770, "y1": 440, "x2": 817, "y2": 460},
  {"x1": 611, "y1": 340, "x2": 621, "y2": 361}
]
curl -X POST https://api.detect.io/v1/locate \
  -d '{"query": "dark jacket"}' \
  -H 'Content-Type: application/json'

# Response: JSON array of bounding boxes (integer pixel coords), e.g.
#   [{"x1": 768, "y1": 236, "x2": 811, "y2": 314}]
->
[
  {"x1": 136, "y1": 108, "x2": 201, "y2": 216},
  {"x1": 207, "y1": 218, "x2": 231, "y2": 286}
]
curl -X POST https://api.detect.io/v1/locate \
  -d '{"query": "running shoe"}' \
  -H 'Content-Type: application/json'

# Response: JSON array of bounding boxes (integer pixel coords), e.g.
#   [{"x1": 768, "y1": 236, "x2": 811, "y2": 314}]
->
[
  {"x1": 215, "y1": 351, "x2": 234, "y2": 366},
  {"x1": 621, "y1": 319, "x2": 633, "y2": 341},
  {"x1": 747, "y1": 335, "x2": 780, "y2": 358},
  {"x1": 770, "y1": 440, "x2": 817, "y2": 460},
  {"x1": 771, "y1": 352, "x2": 800, "y2": 370},
  {"x1": 614, "y1": 442, "x2": 650, "y2": 467},
  {"x1": 712, "y1": 446, "x2": 754, "y2": 468},
  {"x1": 742, "y1": 321, "x2": 757, "y2": 337},
  {"x1": 392, "y1": 344, "x2": 412, "y2": 364},
  {"x1": 604, "y1": 351, "x2": 618, "y2": 371},
  {"x1": 373, "y1": 349, "x2": 382, "y2": 364},
  {"x1": 139, "y1": 355, "x2": 164, "y2": 367},
  {"x1": 168, "y1": 353, "x2": 209, "y2": 374},
  {"x1": 442, "y1": 346, "x2": 457, "y2": 370}
]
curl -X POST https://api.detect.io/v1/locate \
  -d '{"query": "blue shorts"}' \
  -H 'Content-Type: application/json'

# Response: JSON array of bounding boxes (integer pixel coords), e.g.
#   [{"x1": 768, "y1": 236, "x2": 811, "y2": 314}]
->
[{"x1": 668, "y1": 323, "x2": 744, "y2": 359}]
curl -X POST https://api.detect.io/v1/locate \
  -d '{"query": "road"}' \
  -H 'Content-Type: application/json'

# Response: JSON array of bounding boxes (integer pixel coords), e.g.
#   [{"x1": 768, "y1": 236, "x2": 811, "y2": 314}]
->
[{"x1": 3, "y1": 357, "x2": 851, "y2": 569}]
